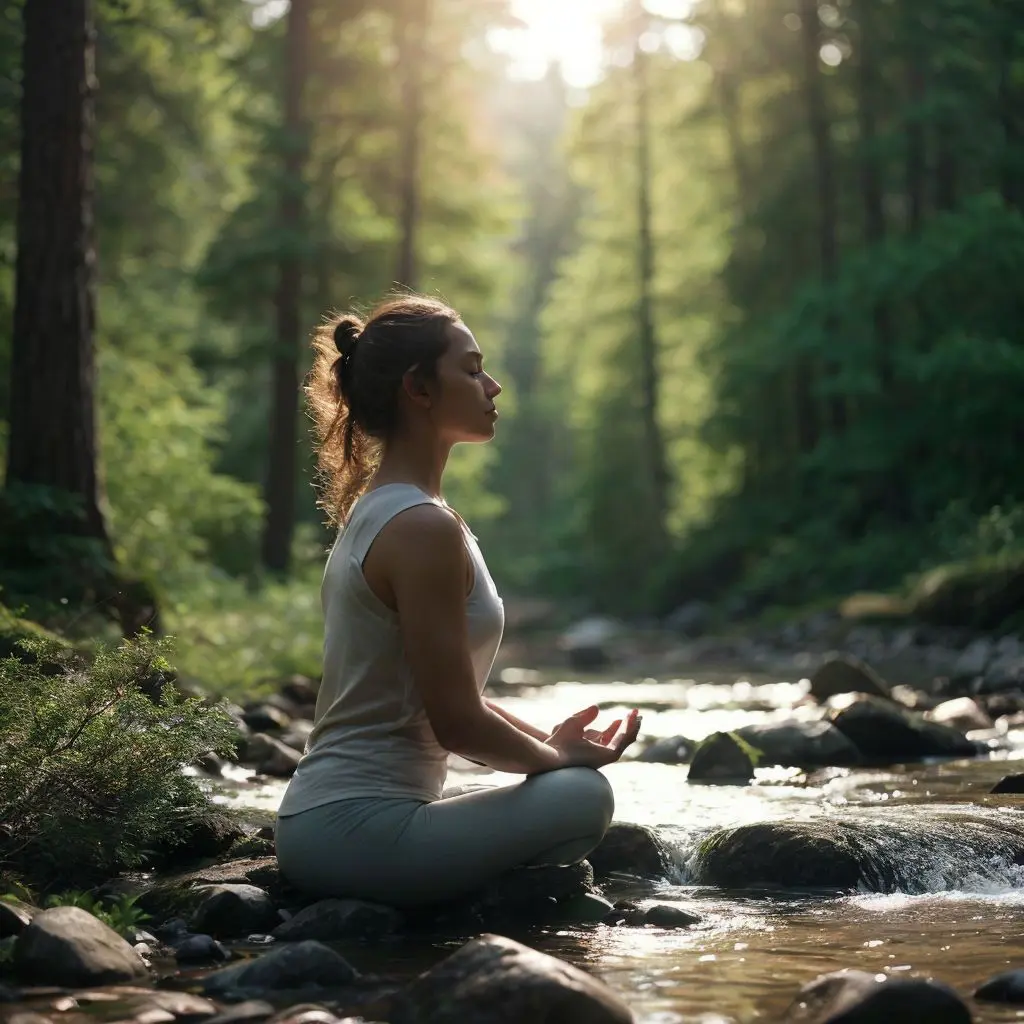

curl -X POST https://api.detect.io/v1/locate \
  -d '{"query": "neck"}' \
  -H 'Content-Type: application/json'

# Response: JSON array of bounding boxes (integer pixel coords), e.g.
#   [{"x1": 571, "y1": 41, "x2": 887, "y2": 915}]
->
[{"x1": 372, "y1": 427, "x2": 452, "y2": 498}]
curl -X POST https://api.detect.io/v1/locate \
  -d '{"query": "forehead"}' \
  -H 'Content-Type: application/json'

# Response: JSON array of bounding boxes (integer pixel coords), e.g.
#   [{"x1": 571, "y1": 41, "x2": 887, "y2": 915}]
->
[{"x1": 445, "y1": 322, "x2": 481, "y2": 358}]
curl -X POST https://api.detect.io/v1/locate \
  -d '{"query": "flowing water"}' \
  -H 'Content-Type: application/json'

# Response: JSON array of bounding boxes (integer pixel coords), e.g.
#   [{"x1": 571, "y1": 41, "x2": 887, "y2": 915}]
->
[{"x1": 215, "y1": 670, "x2": 1024, "y2": 1022}]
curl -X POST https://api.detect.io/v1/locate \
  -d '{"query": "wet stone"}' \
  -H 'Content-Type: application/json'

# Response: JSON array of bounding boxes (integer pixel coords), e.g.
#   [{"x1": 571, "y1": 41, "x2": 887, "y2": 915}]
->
[
  {"x1": 636, "y1": 734, "x2": 693, "y2": 764},
  {"x1": 172, "y1": 933, "x2": 230, "y2": 964},
  {"x1": 273, "y1": 899, "x2": 403, "y2": 942},
  {"x1": 991, "y1": 773, "x2": 1024, "y2": 794},
  {"x1": 13, "y1": 907, "x2": 149, "y2": 988},
  {"x1": 809, "y1": 654, "x2": 891, "y2": 703},
  {"x1": 192, "y1": 883, "x2": 280, "y2": 938},
  {"x1": 975, "y1": 969, "x2": 1024, "y2": 1003},
  {"x1": 0, "y1": 896, "x2": 35, "y2": 937},
  {"x1": 588, "y1": 821, "x2": 675, "y2": 880},
  {"x1": 202, "y1": 1000, "x2": 276, "y2": 1024},
  {"x1": 688, "y1": 731, "x2": 756, "y2": 784},
  {"x1": 201, "y1": 940, "x2": 359, "y2": 998},
  {"x1": 782, "y1": 969, "x2": 971, "y2": 1023},
  {"x1": 382, "y1": 933, "x2": 632, "y2": 1024},
  {"x1": 242, "y1": 705, "x2": 292, "y2": 733},
  {"x1": 641, "y1": 904, "x2": 700, "y2": 928}
]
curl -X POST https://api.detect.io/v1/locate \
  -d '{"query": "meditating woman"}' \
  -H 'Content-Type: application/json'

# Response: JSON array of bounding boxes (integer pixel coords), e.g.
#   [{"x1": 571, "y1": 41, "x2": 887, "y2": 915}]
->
[{"x1": 275, "y1": 294, "x2": 641, "y2": 907}]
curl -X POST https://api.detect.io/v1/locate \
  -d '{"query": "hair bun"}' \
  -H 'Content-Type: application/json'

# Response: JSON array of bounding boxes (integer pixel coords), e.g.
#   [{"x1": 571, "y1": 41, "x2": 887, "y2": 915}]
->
[{"x1": 333, "y1": 314, "x2": 363, "y2": 357}]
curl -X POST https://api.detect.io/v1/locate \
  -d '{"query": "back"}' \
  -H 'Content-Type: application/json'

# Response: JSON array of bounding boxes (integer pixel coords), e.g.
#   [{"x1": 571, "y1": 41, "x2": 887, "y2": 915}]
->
[{"x1": 277, "y1": 483, "x2": 504, "y2": 816}]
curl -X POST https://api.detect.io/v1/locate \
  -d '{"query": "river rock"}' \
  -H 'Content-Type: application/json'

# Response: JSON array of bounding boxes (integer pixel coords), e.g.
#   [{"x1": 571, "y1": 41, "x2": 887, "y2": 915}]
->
[
  {"x1": 734, "y1": 720, "x2": 860, "y2": 768},
  {"x1": 273, "y1": 899, "x2": 403, "y2": 941},
  {"x1": 640, "y1": 904, "x2": 700, "y2": 928},
  {"x1": 783, "y1": 968, "x2": 971, "y2": 1023},
  {"x1": 688, "y1": 732, "x2": 756, "y2": 783},
  {"x1": 991, "y1": 774, "x2": 1024, "y2": 794},
  {"x1": 150, "y1": 804, "x2": 247, "y2": 869},
  {"x1": 280, "y1": 720, "x2": 314, "y2": 753},
  {"x1": 809, "y1": 655, "x2": 890, "y2": 703},
  {"x1": 192, "y1": 884, "x2": 280, "y2": 938},
  {"x1": 140, "y1": 857, "x2": 292, "y2": 920},
  {"x1": 693, "y1": 811, "x2": 1024, "y2": 892},
  {"x1": 245, "y1": 733, "x2": 303, "y2": 777},
  {"x1": 560, "y1": 617, "x2": 620, "y2": 671},
  {"x1": 978, "y1": 653, "x2": 1024, "y2": 693},
  {"x1": 830, "y1": 695, "x2": 976, "y2": 762},
  {"x1": 280, "y1": 674, "x2": 320, "y2": 707},
  {"x1": 383, "y1": 933, "x2": 633, "y2": 1024},
  {"x1": 0, "y1": 897, "x2": 35, "y2": 937},
  {"x1": 201, "y1": 941, "x2": 358, "y2": 998},
  {"x1": 951, "y1": 639, "x2": 992, "y2": 682},
  {"x1": 588, "y1": 822, "x2": 675, "y2": 879},
  {"x1": 926, "y1": 696, "x2": 992, "y2": 732},
  {"x1": 636, "y1": 735, "x2": 693, "y2": 764},
  {"x1": 13, "y1": 907, "x2": 149, "y2": 987},
  {"x1": 975, "y1": 968, "x2": 1024, "y2": 1002},
  {"x1": 242, "y1": 704, "x2": 292, "y2": 733},
  {"x1": 173, "y1": 933, "x2": 230, "y2": 964},
  {"x1": 202, "y1": 1001, "x2": 276, "y2": 1024}
]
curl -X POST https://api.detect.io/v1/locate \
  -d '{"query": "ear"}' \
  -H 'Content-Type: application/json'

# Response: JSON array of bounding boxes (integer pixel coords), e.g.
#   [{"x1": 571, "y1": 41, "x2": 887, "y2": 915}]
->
[{"x1": 401, "y1": 367, "x2": 433, "y2": 409}]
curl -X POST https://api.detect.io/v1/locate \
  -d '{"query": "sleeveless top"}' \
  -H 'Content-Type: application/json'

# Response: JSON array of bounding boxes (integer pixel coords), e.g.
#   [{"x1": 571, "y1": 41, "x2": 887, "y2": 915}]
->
[{"x1": 277, "y1": 483, "x2": 505, "y2": 816}]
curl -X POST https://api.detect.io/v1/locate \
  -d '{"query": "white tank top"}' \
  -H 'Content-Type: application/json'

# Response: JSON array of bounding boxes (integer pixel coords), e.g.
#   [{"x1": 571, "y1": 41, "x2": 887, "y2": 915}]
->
[{"x1": 278, "y1": 483, "x2": 505, "y2": 815}]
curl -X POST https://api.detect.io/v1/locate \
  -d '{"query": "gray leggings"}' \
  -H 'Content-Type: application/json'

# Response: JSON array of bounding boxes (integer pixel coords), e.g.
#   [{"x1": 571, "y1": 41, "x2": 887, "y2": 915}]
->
[{"x1": 275, "y1": 767, "x2": 614, "y2": 907}]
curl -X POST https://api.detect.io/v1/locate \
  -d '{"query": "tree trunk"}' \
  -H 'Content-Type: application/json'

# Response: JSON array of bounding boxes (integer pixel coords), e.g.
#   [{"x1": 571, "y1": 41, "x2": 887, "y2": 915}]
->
[
  {"x1": 3, "y1": 0, "x2": 118, "y2": 597},
  {"x1": 394, "y1": 0, "x2": 431, "y2": 289},
  {"x1": 798, "y1": 0, "x2": 844, "y2": 437},
  {"x1": 632, "y1": 28, "x2": 670, "y2": 535},
  {"x1": 261, "y1": 0, "x2": 311, "y2": 575},
  {"x1": 905, "y1": 58, "x2": 926, "y2": 234}
]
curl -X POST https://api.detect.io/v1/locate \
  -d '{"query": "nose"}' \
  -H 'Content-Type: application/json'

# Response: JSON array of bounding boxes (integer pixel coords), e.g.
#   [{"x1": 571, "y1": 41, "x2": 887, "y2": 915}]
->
[{"x1": 485, "y1": 374, "x2": 502, "y2": 399}]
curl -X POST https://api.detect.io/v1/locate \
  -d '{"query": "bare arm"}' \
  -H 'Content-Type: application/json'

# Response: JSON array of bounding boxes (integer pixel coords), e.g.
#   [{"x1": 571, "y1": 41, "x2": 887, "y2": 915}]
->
[
  {"x1": 381, "y1": 506, "x2": 565, "y2": 775},
  {"x1": 484, "y1": 699, "x2": 548, "y2": 741}
]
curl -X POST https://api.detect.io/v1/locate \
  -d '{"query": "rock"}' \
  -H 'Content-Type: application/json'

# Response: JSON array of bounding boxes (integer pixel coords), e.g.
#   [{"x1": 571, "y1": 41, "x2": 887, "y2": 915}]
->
[
  {"x1": 227, "y1": 835, "x2": 277, "y2": 860},
  {"x1": 6, "y1": 1013, "x2": 52, "y2": 1024},
  {"x1": 245, "y1": 733, "x2": 303, "y2": 777},
  {"x1": 194, "y1": 751, "x2": 226, "y2": 776},
  {"x1": 889, "y1": 686, "x2": 940, "y2": 712},
  {"x1": 202, "y1": 941, "x2": 358, "y2": 998},
  {"x1": 588, "y1": 822, "x2": 675, "y2": 880},
  {"x1": 273, "y1": 899, "x2": 403, "y2": 942},
  {"x1": 809, "y1": 654, "x2": 890, "y2": 703},
  {"x1": 560, "y1": 617, "x2": 621, "y2": 671},
  {"x1": 242, "y1": 704, "x2": 293, "y2": 733},
  {"x1": 173, "y1": 933, "x2": 231, "y2": 963},
  {"x1": 148, "y1": 805, "x2": 247, "y2": 869},
  {"x1": 665, "y1": 601, "x2": 710, "y2": 636},
  {"x1": 910, "y1": 556, "x2": 1024, "y2": 631},
  {"x1": 975, "y1": 968, "x2": 1024, "y2": 1002},
  {"x1": 280, "y1": 720, "x2": 314, "y2": 753},
  {"x1": 192, "y1": 884, "x2": 280, "y2": 938},
  {"x1": 636, "y1": 735, "x2": 693, "y2": 764},
  {"x1": 978, "y1": 654, "x2": 1024, "y2": 693},
  {"x1": 383, "y1": 933, "x2": 633, "y2": 1024},
  {"x1": 640, "y1": 904, "x2": 700, "y2": 928},
  {"x1": 280, "y1": 675, "x2": 320, "y2": 707},
  {"x1": 927, "y1": 696, "x2": 993, "y2": 732},
  {"x1": 202, "y1": 1000, "x2": 276, "y2": 1024},
  {"x1": 830, "y1": 695, "x2": 976, "y2": 763},
  {"x1": 552, "y1": 893, "x2": 615, "y2": 924},
  {"x1": 734, "y1": 721, "x2": 860, "y2": 769},
  {"x1": 783, "y1": 969, "x2": 970, "y2": 1023},
  {"x1": 687, "y1": 732, "x2": 756, "y2": 784},
  {"x1": 991, "y1": 773, "x2": 1024, "y2": 794},
  {"x1": 950, "y1": 639, "x2": 992, "y2": 681},
  {"x1": 13, "y1": 907, "x2": 148, "y2": 987},
  {"x1": 0, "y1": 897, "x2": 35, "y2": 937},
  {"x1": 981, "y1": 692, "x2": 1024, "y2": 718},
  {"x1": 692, "y1": 811, "x2": 1024, "y2": 892}
]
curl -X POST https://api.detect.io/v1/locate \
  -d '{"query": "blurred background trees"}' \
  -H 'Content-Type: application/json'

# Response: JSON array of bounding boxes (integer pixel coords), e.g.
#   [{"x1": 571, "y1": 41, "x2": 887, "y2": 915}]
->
[{"x1": 1, "y1": 0, "x2": 1022, "y2": 689}]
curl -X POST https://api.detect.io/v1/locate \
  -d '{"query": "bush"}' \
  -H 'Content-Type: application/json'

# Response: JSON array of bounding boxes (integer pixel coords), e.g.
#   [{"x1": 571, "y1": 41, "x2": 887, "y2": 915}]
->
[{"x1": 0, "y1": 632, "x2": 237, "y2": 888}]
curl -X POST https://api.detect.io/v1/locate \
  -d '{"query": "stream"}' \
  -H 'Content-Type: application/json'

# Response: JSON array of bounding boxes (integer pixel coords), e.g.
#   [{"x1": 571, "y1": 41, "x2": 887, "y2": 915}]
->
[{"x1": 213, "y1": 670, "x2": 1024, "y2": 1022}]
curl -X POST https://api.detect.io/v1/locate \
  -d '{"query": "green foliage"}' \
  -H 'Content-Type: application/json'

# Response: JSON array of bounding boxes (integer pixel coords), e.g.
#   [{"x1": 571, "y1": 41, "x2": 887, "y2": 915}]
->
[
  {"x1": 41, "y1": 891, "x2": 150, "y2": 938},
  {"x1": 0, "y1": 632, "x2": 237, "y2": 887}
]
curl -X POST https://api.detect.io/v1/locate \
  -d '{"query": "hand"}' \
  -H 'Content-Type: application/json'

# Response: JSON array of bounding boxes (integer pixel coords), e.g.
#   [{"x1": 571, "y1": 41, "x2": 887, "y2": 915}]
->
[{"x1": 545, "y1": 705, "x2": 641, "y2": 769}]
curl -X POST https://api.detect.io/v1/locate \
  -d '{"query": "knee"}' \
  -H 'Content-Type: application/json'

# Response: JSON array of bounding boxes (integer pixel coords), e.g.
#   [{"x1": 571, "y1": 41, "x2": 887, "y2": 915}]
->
[{"x1": 545, "y1": 766, "x2": 615, "y2": 832}]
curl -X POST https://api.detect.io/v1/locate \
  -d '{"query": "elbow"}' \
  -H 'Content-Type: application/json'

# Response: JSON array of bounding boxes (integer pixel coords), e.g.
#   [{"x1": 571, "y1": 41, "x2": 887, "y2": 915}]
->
[{"x1": 431, "y1": 708, "x2": 484, "y2": 755}]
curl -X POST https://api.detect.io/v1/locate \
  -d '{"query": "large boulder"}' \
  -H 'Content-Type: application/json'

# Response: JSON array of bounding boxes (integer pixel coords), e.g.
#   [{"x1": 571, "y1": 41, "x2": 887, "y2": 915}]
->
[
  {"x1": 687, "y1": 732, "x2": 756, "y2": 784},
  {"x1": 782, "y1": 969, "x2": 970, "y2": 1023},
  {"x1": 734, "y1": 720, "x2": 860, "y2": 768},
  {"x1": 382, "y1": 933, "x2": 633, "y2": 1024},
  {"x1": 975, "y1": 969, "x2": 1024, "y2": 1003},
  {"x1": 692, "y1": 811, "x2": 1024, "y2": 892},
  {"x1": 192, "y1": 883, "x2": 280, "y2": 938},
  {"x1": 139, "y1": 857, "x2": 292, "y2": 920},
  {"x1": 202, "y1": 941, "x2": 358, "y2": 998},
  {"x1": 809, "y1": 655, "x2": 890, "y2": 703},
  {"x1": 588, "y1": 822, "x2": 675, "y2": 880},
  {"x1": 273, "y1": 899, "x2": 404, "y2": 942},
  {"x1": 13, "y1": 907, "x2": 149, "y2": 987},
  {"x1": 830, "y1": 695, "x2": 976, "y2": 763}
]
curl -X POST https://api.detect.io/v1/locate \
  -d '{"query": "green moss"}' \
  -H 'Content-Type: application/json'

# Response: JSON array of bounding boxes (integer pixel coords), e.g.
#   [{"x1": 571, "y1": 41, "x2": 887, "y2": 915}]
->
[{"x1": 909, "y1": 552, "x2": 1024, "y2": 630}]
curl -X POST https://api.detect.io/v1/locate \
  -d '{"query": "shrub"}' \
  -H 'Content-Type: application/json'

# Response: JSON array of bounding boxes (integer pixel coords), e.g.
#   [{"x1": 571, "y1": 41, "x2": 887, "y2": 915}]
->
[{"x1": 0, "y1": 632, "x2": 237, "y2": 888}]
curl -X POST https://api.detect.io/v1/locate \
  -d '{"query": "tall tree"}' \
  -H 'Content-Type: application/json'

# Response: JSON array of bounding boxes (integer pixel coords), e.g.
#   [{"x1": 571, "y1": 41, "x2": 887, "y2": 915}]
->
[
  {"x1": 262, "y1": 0, "x2": 311, "y2": 574},
  {"x1": 2, "y1": 0, "x2": 117, "y2": 600}
]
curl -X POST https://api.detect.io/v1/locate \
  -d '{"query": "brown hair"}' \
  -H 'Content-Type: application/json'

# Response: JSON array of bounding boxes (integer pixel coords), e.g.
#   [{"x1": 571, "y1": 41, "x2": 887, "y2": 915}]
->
[{"x1": 306, "y1": 293, "x2": 461, "y2": 523}]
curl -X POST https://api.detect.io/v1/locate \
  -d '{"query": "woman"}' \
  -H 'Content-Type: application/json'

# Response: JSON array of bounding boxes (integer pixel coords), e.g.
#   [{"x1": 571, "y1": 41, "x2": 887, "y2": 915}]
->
[{"x1": 275, "y1": 294, "x2": 641, "y2": 908}]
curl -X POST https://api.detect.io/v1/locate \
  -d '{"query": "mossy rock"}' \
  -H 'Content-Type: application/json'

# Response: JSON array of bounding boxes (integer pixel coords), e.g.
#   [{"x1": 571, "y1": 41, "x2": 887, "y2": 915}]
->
[
  {"x1": 588, "y1": 822, "x2": 676, "y2": 880},
  {"x1": 909, "y1": 554, "x2": 1024, "y2": 631},
  {"x1": 688, "y1": 731, "x2": 758, "y2": 784},
  {"x1": 692, "y1": 811, "x2": 1024, "y2": 892},
  {"x1": 0, "y1": 605, "x2": 71, "y2": 667}
]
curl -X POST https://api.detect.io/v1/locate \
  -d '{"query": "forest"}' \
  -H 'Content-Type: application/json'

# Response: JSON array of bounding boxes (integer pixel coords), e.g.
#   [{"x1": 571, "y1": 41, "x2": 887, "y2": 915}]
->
[{"x1": 1, "y1": 0, "x2": 1023, "y2": 693}]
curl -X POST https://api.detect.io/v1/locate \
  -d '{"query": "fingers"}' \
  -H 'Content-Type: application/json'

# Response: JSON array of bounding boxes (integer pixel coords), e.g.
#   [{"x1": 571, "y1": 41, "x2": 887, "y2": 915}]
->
[
  {"x1": 612, "y1": 709, "x2": 642, "y2": 755},
  {"x1": 553, "y1": 705, "x2": 600, "y2": 738},
  {"x1": 600, "y1": 719, "x2": 622, "y2": 744}
]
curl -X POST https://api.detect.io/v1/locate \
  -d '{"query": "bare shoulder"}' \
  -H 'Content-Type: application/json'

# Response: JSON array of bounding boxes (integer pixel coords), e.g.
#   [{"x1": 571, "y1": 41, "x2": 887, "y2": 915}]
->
[{"x1": 371, "y1": 502, "x2": 465, "y2": 575}]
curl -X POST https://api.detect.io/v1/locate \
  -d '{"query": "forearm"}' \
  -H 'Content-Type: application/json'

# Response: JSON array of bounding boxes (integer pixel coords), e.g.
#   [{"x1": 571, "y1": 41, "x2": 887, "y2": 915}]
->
[
  {"x1": 443, "y1": 706, "x2": 563, "y2": 775},
  {"x1": 484, "y1": 699, "x2": 548, "y2": 741}
]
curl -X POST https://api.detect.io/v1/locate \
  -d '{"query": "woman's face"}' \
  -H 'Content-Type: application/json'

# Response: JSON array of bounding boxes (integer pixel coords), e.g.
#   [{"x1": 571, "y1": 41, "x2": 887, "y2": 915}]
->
[{"x1": 427, "y1": 322, "x2": 502, "y2": 443}]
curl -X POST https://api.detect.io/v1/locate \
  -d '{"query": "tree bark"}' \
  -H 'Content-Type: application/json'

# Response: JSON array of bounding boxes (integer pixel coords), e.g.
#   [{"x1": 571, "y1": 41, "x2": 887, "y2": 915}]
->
[
  {"x1": 4, "y1": 0, "x2": 116, "y2": 588},
  {"x1": 632, "y1": 28, "x2": 670, "y2": 534},
  {"x1": 261, "y1": 0, "x2": 311, "y2": 575},
  {"x1": 798, "y1": 0, "x2": 843, "y2": 438},
  {"x1": 394, "y1": 0, "x2": 431, "y2": 289}
]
